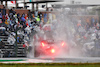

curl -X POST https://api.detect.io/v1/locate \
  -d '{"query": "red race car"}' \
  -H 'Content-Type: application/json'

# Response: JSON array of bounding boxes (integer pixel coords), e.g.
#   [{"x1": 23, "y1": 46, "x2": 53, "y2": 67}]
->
[{"x1": 35, "y1": 40, "x2": 69, "y2": 57}]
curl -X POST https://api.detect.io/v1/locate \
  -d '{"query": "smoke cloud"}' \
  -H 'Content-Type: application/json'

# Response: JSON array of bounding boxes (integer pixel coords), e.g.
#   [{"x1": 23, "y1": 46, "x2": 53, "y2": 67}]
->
[{"x1": 28, "y1": 6, "x2": 99, "y2": 58}]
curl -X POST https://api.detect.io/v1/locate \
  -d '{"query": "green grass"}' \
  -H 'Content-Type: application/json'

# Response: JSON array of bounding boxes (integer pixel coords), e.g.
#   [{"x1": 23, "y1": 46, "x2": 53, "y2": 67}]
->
[
  {"x1": 0, "y1": 59, "x2": 25, "y2": 62},
  {"x1": 0, "y1": 63, "x2": 100, "y2": 67},
  {"x1": 0, "y1": 65, "x2": 100, "y2": 67}
]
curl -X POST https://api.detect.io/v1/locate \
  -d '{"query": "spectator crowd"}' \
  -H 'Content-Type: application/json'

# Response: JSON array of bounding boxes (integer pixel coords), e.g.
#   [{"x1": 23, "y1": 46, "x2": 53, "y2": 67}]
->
[
  {"x1": 0, "y1": 6, "x2": 49, "y2": 50},
  {"x1": 0, "y1": 5, "x2": 100, "y2": 57}
]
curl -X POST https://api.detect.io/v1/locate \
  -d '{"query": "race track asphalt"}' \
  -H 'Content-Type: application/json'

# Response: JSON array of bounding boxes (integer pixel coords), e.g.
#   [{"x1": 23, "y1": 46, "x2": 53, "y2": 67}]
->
[{"x1": 0, "y1": 57, "x2": 100, "y2": 63}]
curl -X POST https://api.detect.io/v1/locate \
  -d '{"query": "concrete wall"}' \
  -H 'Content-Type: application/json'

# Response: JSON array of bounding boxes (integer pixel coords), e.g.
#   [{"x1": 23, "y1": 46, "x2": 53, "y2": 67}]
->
[{"x1": 6, "y1": 9, "x2": 29, "y2": 15}]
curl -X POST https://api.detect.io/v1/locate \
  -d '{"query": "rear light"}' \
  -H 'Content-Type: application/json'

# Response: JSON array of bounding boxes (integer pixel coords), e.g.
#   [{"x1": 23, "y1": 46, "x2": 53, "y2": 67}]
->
[
  {"x1": 61, "y1": 42, "x2": 65, "y2": 46},
  {"x1": 42, "y1": 42, "x2": 45, "y2": 47},
  {"x1": 51, "y1": 49, "x2": 55, "y2": 53}
]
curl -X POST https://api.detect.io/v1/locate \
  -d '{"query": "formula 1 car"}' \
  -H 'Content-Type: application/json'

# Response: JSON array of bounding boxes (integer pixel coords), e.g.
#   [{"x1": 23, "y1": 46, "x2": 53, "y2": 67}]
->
[{"x1": 34, "y1": 39, "x2": 69, "y2": 57}]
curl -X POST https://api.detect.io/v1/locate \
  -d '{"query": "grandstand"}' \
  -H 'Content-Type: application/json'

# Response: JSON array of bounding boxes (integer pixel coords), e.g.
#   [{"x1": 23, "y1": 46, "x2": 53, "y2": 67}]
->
[
  {"x1": 0, "y1": 0, "x2": 60, "y2": 58},
  {"x1": 0, "y1": 31, "x2": 27, "y2": 58}
]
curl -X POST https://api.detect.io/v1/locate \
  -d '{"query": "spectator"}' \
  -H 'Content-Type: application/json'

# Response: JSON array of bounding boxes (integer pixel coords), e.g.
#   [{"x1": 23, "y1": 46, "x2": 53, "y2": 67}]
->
[
  {"x1": 35, "y1": 10, "x2": 38, "y2": 17},
  {"x1": 43, "y1": 13, "x2": 47, "y2": 23},
  {"x1": 23, "y1": 43, "x2": 26, "y2": 48},
  {"x1": 0, "y1": 12, "x2": 2, "y2": 20},
  {"x1": 0, "y1": 40, "x2": 5, "y2": 49},
  {"x1": 38, "y1": 12, "x2": 42, "y2": 21},
  {"x1": 28, "y1": 10, "x2": 31, "y2": 18},
  {"x1": 0, "y1": 8, "x2": 1, "y2": 12},
  {"x1": 22, "y1": 13, "x2": 25, "y2": 18},
  {"x1": 0, "y1": 12, "x2": 2, "y2": 25},
  {"x1": 17, "y1": 35, "x2": 20, "y2": 43},
  {"x1": 9, "y1": 9, "x2": 13, "y2": 13},
  {"x1": 0, "y1": 38, "x2": 1, "y2": 41},
  {"x1": 2, "y1": 6, "x2": 6, "y2": 24},
  {"x1": 21, "y1": 15, "x2": 26, "y2": 23},
  {"x1": 2, "y1": 6, "x2": 6, "y2": 16},
  {"x1": 36, "y1": 16, "x2": 40, "y2": 24},
  {"x1": 17, "y1": 13, "x2": 20, "y2": 18},
  {"x1": 91, "y1": 17, "x2": 95, "y2": 27}
]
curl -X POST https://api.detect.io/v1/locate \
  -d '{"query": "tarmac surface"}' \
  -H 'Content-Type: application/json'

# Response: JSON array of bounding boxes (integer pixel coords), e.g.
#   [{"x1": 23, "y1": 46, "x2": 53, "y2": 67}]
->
[{"x1": 0, "y1": 57, "x2": 100, "y2": 63}]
